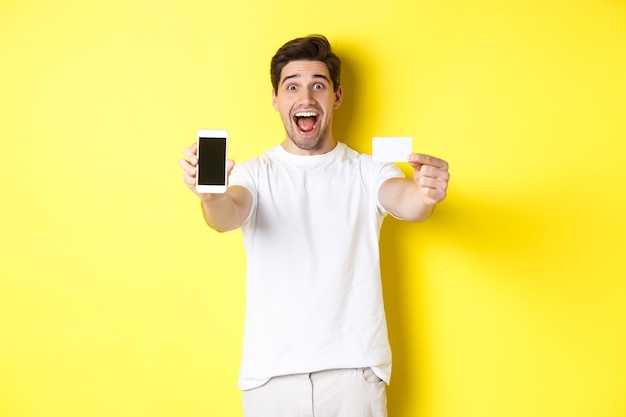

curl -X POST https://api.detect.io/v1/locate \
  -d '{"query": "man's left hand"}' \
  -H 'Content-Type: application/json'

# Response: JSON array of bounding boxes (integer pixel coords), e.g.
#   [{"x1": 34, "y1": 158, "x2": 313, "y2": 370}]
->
[{"x1": 407, "y1": 153, "x2": 450, "y2": 206}]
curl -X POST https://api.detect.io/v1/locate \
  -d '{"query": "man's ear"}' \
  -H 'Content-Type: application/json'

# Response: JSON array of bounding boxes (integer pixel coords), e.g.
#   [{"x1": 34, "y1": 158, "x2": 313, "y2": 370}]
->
[
  {"x1": 334, "y1": 85, "x2": 343, "y2": 109},
  {"x1": 272, "y1": 89, "x2": 278, "y2": 111}
]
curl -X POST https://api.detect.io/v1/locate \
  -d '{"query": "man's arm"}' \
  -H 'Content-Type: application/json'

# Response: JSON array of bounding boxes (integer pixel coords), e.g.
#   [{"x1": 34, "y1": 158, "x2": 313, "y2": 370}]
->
[
  {"x1": 179, "y1": 143, "x2": 252, "y2": 232},
  {"x1": 198, "y1": 186, "x2": 252, "y2": 232},
  {"x1": 378, "y1": 153, "x2": 450, "y2": 222}
]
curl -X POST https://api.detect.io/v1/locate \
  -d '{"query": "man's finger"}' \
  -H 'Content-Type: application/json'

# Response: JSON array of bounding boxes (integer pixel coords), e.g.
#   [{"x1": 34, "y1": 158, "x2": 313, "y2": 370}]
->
[
  {"x1": 182, "y1": 146, "x2": 198, "y2": 165},
  {"x1": 419, "y1": 164, "x2": 451, "y2": 180},
  {"x1": 408, "y1": 153, "x2": 449, "y2": 170},
  {"x1": 226, "y1": 159, "x2": 235, "y2": 173},
  {"x1": 178, "y1": 158, "x2": 197, "y2": 176}
]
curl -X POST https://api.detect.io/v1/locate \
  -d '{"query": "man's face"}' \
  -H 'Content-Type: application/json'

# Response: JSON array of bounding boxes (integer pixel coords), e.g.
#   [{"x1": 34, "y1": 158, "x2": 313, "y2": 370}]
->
[{"x1": 272, "y1": 60, "x2": 343, "y2": 154}]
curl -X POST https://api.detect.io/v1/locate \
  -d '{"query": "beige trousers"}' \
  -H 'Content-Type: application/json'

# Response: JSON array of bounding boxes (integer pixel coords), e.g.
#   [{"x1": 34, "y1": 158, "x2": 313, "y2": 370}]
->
[{"x1": 241, "y1": 368, "x2": 387, "y2": 417}]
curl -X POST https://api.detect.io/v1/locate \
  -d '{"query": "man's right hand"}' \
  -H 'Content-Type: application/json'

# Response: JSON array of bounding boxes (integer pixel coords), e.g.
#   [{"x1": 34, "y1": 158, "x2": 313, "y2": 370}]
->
[{"x1": 179, "y1": 142, "x2": 235, "y2": 202}]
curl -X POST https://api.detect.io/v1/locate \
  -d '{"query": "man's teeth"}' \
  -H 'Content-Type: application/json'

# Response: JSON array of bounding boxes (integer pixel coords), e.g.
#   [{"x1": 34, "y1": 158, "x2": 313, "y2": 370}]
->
[{"x1": 295, "y1": 112, "x2": 318, "y2": 117}]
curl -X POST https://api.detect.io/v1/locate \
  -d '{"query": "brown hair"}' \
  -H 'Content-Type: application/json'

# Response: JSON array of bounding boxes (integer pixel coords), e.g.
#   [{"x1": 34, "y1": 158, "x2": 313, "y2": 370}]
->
[{"x1": 270, "y1": 34, "x2": 341, "y2": 92}]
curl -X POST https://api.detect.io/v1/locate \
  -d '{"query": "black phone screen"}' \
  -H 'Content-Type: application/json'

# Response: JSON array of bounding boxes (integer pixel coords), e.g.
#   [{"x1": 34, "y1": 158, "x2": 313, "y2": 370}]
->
[{"x1": 197, "y1": 137, "x2": 227, "y2": 185}]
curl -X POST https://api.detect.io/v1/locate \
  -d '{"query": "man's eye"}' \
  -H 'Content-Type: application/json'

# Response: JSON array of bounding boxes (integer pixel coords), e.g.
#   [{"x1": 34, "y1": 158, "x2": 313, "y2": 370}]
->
[
  {"x1": 287, "y1": 85, "x2": 297, "y2": 91},
  {"x1": 313, "y1": 83, "x2": 324, "y2": 89}
]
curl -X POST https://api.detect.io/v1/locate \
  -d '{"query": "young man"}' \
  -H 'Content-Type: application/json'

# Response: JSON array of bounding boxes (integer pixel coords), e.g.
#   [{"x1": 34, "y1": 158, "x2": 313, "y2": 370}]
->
[{"x1": 179, "y1": 35, "x2": 450, "y2": 417}]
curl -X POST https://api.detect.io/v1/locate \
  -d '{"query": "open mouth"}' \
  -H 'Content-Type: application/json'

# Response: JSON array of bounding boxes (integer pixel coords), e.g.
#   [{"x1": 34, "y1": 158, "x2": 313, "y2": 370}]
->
[{"x1": 293, "y1": 111, "x2": 319, "y2": 134}]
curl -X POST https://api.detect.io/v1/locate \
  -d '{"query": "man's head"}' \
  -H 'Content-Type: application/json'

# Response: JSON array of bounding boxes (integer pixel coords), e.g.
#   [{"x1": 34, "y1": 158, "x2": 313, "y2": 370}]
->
[
  {"x1": 270, "y1": 35, "x2": 341, "y2": 93},
  {"x1": 270, "y1": 35, "x2": 343, "y2": 155}
]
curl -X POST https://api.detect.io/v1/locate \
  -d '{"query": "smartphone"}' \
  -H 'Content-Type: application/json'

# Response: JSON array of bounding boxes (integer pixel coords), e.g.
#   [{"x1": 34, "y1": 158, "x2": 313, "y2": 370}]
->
[{"x1": 195, "y1": 129, "x2": 228, "y2": 194}]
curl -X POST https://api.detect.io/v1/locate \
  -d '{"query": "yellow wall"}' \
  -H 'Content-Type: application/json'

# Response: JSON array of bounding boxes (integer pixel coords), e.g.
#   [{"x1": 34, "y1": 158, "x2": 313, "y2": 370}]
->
[{"x1": 1, "y1": 0, "x2": 625, "y2": 416}]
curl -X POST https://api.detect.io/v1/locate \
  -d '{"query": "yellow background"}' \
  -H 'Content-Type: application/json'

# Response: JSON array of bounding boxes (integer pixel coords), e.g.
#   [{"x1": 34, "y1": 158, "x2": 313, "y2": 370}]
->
[{"x1": 1, "y1": 0, "x2": 625, "y2": 416}]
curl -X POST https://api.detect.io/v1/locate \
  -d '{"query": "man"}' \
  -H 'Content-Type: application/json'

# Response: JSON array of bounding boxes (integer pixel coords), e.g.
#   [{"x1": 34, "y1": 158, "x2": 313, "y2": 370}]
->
[{"x1": 179, "y1": 35, "x2": 450, "y2": 417}]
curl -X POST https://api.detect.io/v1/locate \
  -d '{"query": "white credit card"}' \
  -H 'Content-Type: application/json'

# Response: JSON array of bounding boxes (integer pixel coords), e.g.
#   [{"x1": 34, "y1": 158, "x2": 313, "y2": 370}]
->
[{"x1": 372, "y1": 137, "x2": 413, "y2": 162}]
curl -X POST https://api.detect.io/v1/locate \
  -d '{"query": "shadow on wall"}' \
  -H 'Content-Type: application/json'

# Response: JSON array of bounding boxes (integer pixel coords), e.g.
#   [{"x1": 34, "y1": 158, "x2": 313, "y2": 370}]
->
[
  {"x1": 331, "y1": 42, "x2": 383, "y2": 152},
  {"x1": 332, "y1": 36, "x2": 551, "y2": 414},
  {"x1": 379, "y1": 189, "x2": 545, "y2": 414},
  {"x1": 332, "y1": 49, "x2": 357, "y2": 148},
  {"x1": 423, "y1": 190, "x2": 545, "y2": 257}
]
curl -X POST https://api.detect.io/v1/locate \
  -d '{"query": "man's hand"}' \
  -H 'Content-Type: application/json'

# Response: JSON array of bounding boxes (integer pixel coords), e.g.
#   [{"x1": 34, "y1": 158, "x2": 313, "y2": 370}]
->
[
  {"x1": 407, "y1": 153, "x2": 450, "y2": 206},
  {"x1": 179, "y1": 142, "x2": 235, "y2": 202},
  {"x1": 379, "y1": 153, "x2": 450, "y2": 222},
  {"x1": 178, "y1": 143, "x2": 252, "y2": 232}
]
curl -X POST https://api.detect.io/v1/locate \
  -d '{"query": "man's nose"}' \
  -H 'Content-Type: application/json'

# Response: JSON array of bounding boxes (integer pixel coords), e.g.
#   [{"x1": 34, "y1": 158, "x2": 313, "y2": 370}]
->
[{"x1": 298, "y1": 88, "x2": 315, "y2": 104}]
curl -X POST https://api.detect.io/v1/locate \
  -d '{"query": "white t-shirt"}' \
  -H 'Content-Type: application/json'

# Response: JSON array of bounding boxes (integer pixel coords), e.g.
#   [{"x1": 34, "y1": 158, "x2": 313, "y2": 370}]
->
[{"x1": 228, "y1": 142, "x2": 405, "y2": 390}]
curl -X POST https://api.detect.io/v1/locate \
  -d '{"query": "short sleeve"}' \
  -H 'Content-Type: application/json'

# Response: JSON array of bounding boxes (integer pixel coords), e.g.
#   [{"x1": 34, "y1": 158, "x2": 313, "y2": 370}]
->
[
  {"x1": 228, "y1": 161, "x2": 258, "y2": 227},
  {"x1": 373, "y1": 161, "x2": 405, "y2": 215}
]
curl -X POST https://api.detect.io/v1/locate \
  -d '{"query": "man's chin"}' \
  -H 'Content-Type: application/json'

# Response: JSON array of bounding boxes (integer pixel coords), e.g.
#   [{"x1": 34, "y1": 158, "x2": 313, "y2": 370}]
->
[{"x1": 289, "y1": 134, "x2": 322, "y2": 151}]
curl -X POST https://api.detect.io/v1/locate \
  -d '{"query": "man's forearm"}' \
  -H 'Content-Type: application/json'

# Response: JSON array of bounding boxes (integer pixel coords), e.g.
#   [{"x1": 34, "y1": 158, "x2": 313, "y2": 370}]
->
[
  {"x1": 200, "y1": 186, "x2": 251, "y2": 232},
  {"x1": 394, "y1": 180, "x2": 436, "y2": 222},
  {"x1": 379, "y1": 178, "x2": 436, "y2": 223}
]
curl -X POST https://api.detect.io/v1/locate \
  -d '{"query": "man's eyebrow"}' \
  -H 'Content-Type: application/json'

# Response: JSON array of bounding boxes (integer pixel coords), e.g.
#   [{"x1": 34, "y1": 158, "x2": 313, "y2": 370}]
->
[{"x1": 280, "y1": 73, "x2": 331, "y2": 86}]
